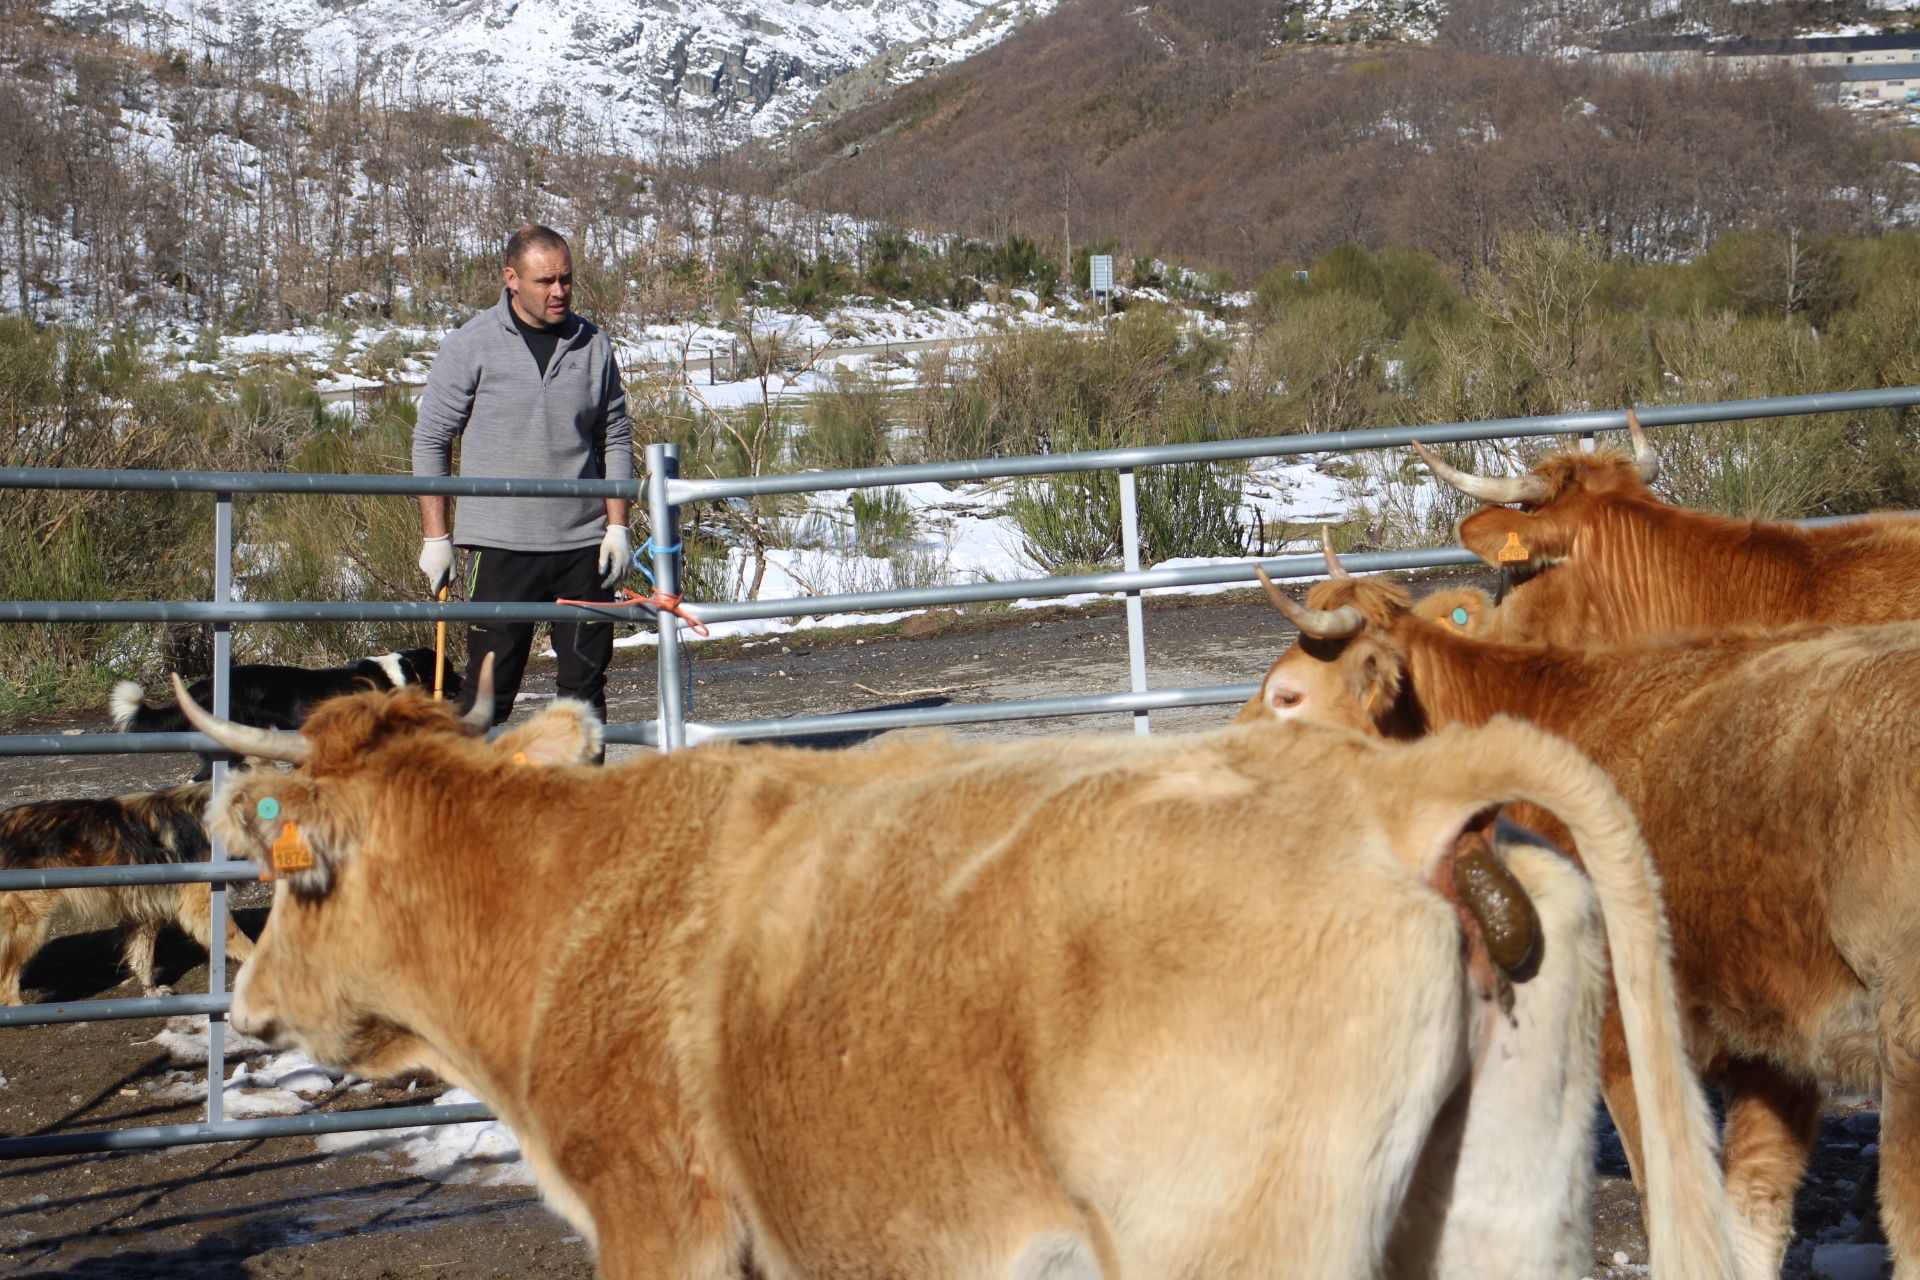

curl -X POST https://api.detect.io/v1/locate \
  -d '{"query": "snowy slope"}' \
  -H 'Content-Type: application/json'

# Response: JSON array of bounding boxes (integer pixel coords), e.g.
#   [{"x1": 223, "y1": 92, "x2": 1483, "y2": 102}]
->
[{"x1": 48, "y1": 0, "x2": 1058, "y2": 152}]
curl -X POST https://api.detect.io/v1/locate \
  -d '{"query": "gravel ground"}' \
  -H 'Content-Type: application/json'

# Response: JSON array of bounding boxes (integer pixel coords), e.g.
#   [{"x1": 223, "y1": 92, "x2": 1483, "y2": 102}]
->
[{"x1": 0, "y1": 579, "x2": 1890, "y2": 1278}]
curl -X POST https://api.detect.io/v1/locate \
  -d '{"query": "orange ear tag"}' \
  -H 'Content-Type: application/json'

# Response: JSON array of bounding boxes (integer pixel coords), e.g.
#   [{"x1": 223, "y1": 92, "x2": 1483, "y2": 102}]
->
[
  {"x1": 272, "y1": 821, "x2": 314, "y2": 874},
  {"x1": 511, "y1": 751, "x2": 544, "y2": 769},
  {"x1": 1496, "y1": 531, "x2": 1531, "y2": 563}
]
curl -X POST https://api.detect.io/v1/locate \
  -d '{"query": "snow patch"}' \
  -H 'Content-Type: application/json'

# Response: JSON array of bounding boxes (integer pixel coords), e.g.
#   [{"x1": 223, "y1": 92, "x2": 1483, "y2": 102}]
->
[
  {"x1": 140, "y1": 1017, "x2": 534, "y2": 1183},
  {"x1": 315, "y1": 1089, "x2": 535, "y2": 1187}
]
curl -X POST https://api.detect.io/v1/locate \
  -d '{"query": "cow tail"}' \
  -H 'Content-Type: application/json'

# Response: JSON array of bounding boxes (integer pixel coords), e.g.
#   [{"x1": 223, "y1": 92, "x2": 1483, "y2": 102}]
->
[{"x1": 1416, "y1": 714, "x2": 1735, "y2": 1280}]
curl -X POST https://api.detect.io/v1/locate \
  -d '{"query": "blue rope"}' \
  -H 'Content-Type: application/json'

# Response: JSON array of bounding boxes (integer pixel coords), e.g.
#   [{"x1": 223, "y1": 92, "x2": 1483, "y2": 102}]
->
[{"x1": 629, "y1": 539, "x2": 684, "y2": 588}]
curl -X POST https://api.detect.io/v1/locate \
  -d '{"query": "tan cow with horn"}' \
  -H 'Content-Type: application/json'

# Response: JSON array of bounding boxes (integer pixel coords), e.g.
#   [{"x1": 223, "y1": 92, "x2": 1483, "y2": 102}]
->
[
  {"x1": 179, "y1": 661, "x2": 1732, "y2": 1279},
  {"x1": 1240, "y1": 543, "x2": 1920, "y2": 1279},
  {"x1": 1412, "y1": 408, "x2": 1920, "y2": 646}
]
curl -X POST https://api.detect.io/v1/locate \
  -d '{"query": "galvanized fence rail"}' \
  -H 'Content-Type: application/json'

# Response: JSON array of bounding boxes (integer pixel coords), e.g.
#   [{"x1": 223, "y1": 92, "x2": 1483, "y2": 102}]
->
[{"x1": 2, "y1": 386, "x2": 1918, "y2": 1161}]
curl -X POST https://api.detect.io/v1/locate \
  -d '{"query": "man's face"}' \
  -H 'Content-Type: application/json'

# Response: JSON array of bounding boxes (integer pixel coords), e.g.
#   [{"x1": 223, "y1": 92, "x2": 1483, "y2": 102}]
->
[{"x1": 504, "y1": 244, "x2": 573, "y2": 328}]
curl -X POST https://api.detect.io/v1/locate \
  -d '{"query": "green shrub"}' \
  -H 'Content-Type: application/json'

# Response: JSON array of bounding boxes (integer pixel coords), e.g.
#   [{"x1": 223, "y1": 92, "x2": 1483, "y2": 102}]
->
[
  {"x1": 241, "y1": 393, "x2": 433, "y2": 665},
  {"x1": 850, "y1": 488, "x2": 914, "y2": 558},
  {"x1": 1008, "y1": 415, "x2": 1247, "y2": 572},
  {"x1": 1008, "y1": 466, "x2": 1121, "y2": 573},
  {"x1": 1643, "y1": 309, "x2": 1868, "y2": 519},
  {"x1": 797, "y1": 367, "x2": 893, "y2": 471},
  {"x1": 1136, "y1": 459, "x2": 1248, "y2": 563},
  {"x1": 0, "y1": 318, "x2": 223, "y2": 715}
]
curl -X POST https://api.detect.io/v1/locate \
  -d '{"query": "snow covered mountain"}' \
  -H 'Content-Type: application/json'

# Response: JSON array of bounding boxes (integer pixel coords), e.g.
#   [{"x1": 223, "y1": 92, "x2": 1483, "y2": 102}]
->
[{"x1": 48, "y1": 0, "x2": 1059, "y2": 153}]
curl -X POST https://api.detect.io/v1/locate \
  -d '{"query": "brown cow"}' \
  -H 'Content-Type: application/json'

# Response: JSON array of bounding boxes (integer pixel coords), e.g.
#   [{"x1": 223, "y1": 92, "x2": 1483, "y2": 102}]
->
[
  {"x1": 1240, "y1": 558, "x2": 1920, "y2": 1279},
  {"x1": 1412, "y1": 409, "x2": 1920, "y2": 645},
  {"x1": 177, "y1": 669, "x2": 1732, "y2": 1279}
]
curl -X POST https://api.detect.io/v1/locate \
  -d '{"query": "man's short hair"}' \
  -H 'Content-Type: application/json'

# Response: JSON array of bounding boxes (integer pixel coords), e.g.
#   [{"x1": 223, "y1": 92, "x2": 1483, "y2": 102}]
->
[{"x1": 505, "y1": 224, "x2": 570, "y2": 270}]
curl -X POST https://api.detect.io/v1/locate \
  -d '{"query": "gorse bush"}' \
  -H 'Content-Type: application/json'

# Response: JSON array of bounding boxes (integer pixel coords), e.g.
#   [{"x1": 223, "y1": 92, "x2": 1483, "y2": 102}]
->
[
  {"x1": 725, "y1": 228, "x2": 1065, "y2": 313},
  {"x1": 913, "y1": 307, "x2": 1248, "y2": 462},
  {"x1": 1252, "y1": 291, "x2": 1393, "y2": 435},
  {"x1": 1136, "y1": 458, "x2": 1249, "y2": 564},
  {"x1": 849, "y1": 489, "x2": 915, "y2": 559},
  {"x1": 242, "y1": 387, "x2": 437, "y2": 665},
  {"x1": 1009, "y1": 469, "x2": 1121, "y2": 573},
  {"x1": 0, "y1": 319, "x2": 220, "y2": 716},
  {"x1": 1008, "y1": 416, "x2": 1248, "y2": 573},
  {"x1": 798, "y1": 367, "x2": 893, "y2": 471}
]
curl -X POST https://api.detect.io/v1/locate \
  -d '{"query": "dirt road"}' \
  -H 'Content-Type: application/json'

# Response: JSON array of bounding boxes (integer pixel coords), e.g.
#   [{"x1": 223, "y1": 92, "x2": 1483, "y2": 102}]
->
[{"x1": 0, "y1": 582, "x2": 1888, "y2": 1278}]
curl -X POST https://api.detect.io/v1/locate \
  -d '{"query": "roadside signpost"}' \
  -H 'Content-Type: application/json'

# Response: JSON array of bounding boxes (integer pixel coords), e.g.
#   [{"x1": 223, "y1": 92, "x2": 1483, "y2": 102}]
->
[{"x1": 1090, "y1": 253, "x2": 1114, "y2": 316}]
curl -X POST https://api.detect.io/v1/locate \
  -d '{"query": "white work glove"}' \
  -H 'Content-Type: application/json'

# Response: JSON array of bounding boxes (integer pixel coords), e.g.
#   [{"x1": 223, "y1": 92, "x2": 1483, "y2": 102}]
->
[
  {"x1": 419, "y1": 536, "x2": 455, "y2": 594},
  {"x1": 598, "y1": 525, "x2": 632, "y2": 590}
]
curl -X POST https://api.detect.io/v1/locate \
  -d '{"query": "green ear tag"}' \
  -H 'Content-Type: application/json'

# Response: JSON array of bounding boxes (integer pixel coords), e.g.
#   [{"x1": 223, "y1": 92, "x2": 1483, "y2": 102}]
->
[
  {"x1": 256, "y1": 797, "x2": 281, "y2": 821},
  {"x1": 1451, "y1": 607, "x2": 1469, "y2": 626}
]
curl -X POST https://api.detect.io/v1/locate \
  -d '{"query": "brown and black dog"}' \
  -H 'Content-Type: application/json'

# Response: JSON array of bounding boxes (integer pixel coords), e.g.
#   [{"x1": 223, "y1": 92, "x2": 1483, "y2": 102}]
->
[{"x1": 0, "y1": 782, "x2": 253, "y2": 1005}]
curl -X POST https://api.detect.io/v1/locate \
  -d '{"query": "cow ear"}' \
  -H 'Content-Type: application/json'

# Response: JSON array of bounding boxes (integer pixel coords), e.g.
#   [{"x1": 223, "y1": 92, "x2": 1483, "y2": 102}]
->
[
  {"x1": 215, "y1": 780, "x2": 350, "y2": 899},
  {"x1": 1457, "y1": 507, "x2": 1573, "y2": 570},
  {"x1": 1414, "y1": 587, "x2": 1493, "y2": 635},
  {"x1": 1353, "y1": 648, "x2": 1404, "y2": 721},
  {"x1": 495, "y1": 700, "x2": 603, "y2": 768}
]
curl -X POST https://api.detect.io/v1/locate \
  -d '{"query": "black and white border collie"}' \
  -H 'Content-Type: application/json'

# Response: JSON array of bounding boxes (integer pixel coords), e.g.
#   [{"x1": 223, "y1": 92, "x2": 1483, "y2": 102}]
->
[{"x1": 110, "y1": 648, "x2": 460, "y2": 778}]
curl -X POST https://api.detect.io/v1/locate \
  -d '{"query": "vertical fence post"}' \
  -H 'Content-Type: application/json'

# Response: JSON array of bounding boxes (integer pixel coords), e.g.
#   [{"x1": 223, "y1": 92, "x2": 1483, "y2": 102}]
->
[
  {"x1": 1117, "y1": 468, "x2": 1150, "y2": 736},
  {"x1": 647, "y1": 444, "x2": 687, "y2": 752},
  {"x1": 207, "y1": 492, "x2": 233, "y2": 1124}
]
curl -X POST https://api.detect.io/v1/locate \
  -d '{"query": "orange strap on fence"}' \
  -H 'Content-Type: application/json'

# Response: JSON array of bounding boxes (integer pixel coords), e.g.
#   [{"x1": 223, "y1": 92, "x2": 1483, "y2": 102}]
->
[{"x1": 554, "y1": 586, "x2": 711, "y2": 637}]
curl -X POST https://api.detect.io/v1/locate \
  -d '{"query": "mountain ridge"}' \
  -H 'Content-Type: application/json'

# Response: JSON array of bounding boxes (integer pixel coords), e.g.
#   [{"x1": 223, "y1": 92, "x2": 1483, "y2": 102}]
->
[{"x1": 45, "y1": 0, "x2": 1064, "y2": 154}]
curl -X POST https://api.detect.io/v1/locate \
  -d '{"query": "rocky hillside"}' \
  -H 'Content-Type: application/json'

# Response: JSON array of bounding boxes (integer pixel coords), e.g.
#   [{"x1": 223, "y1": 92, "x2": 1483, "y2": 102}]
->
[
  {"x1": 731, "y1": 0, "x2": 1910, "y2": 282},
  {"x1": 43, "y1": 0, "x2": 1061, "y2": 153}
]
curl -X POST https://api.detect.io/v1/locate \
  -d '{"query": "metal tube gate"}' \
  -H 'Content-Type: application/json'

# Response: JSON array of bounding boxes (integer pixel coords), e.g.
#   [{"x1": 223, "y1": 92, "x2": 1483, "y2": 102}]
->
[{"x1": 2, "y1": 386, "x2": 1919, "y2": 1161}]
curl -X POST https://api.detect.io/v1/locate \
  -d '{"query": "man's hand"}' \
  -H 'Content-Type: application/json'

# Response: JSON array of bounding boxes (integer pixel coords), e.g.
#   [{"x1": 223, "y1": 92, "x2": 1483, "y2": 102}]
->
[
  {"x1": 419, "y1": 536, "x2": 455, "y2": 593},
  {"x1": 598, "y1": 525, "x2": 632, "y2": 590}
]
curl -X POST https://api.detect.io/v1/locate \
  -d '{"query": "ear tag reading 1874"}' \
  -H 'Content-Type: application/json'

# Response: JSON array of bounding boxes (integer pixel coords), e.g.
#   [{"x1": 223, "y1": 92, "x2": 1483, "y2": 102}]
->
[
  {"x1": 272, "y1": 821, "x2": 314, "y2": 873},
  {"x1": 1497, "y1": 531, "x2": 1531, "y2": 563}
]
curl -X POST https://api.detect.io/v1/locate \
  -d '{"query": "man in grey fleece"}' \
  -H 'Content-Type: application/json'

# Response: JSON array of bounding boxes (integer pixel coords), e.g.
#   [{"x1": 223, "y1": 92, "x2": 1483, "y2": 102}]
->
[{"x1": 412, "y1": 224, "x2": 633, "y2": 743}]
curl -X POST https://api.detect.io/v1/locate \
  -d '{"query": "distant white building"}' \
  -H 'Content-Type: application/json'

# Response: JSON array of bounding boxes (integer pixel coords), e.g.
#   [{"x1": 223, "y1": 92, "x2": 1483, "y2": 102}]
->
[{"x1": 1594, "y1": 33, "x2": 1920, "y2": 104}]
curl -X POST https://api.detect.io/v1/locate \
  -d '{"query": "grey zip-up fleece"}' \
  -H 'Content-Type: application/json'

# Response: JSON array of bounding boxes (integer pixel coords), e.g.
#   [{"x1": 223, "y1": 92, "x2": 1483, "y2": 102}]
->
[{"x1": 412, "y1": 291, "x2": 634, "y2": 551}]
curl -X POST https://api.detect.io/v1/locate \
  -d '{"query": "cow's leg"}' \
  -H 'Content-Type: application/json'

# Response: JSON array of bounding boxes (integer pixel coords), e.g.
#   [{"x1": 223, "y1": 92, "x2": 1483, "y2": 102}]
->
[
  {"x1": 1877, "y1": 975, "x2": 1920, "y2": 1277},
  {"x1": 1003, "y1": 1230, "x2": 1110, "y2": 1279},
  {"x1": 576, "y1": 1188, "x2": 737, "y2": 1280},
  {"x1": 1597, "y1": 1003, "x2": 1647, "y2": 1194},
  {"x1": 554, "y1": 1127, "x2": 739, "y2": 1280},
  {"x1": 1413, "y1": 842, "x2": 1606, "y2": 1280},
  {"x1": 591, "y1": 1225, "x2": 736, "y2": 1280},
  {"x1": 1719, "y1": 1059, "x2": 1820, "y2": 1280}
]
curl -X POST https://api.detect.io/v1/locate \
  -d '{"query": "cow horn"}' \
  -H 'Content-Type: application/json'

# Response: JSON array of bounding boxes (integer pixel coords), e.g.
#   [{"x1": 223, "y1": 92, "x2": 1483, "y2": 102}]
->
[
  {"x1": 1254, "y1": 565, "x2": 1366, "y2": 639},
  {"x1": 458, "y1": 653, "x2": 496, "y2": 734},
  {"x1": 1320, "y1": 527, "x2": 1350, "y2": 578},
  {"x1": 1411, "y1": 440, "x2": 1552, "y2": 507},
  {"x1": 170, "y1": 674, "x2": 312, "y2": 765},
  {"x1": 1625, "y1": 407, "x2": 1660, "y2": 484}
]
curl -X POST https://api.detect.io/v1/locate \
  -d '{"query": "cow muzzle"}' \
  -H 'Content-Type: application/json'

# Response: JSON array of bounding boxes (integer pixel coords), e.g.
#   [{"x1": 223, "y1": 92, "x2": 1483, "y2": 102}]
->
[{"x1": 229, "y1": 966, "x2": 282, "y2": 1047}]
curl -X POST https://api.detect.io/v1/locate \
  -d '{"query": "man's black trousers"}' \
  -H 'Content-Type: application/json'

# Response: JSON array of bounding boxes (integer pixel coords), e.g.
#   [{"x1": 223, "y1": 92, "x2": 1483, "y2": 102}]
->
[{"x1": 458, "y1": 544, "x2": 613, "y2": 731}]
